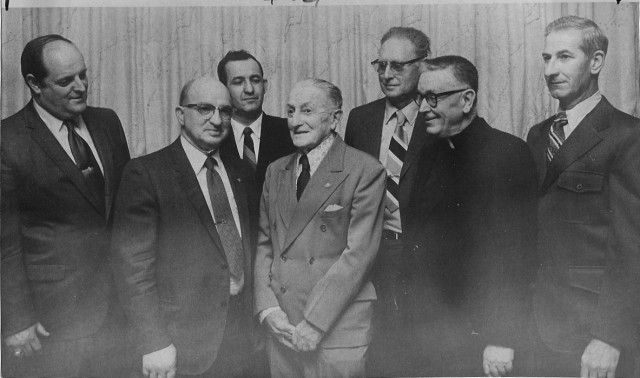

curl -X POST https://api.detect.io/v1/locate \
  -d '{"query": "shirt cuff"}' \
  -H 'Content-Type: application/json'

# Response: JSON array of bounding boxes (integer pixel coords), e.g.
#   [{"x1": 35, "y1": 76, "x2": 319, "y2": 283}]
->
[{"x1": 259, "y1": 306, "x2": 281, "y2": 324}]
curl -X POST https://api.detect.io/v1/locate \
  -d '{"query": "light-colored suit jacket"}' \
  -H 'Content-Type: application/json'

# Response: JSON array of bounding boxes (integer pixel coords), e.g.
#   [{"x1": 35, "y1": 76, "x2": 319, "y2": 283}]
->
[{"x1": 254, "y1": 136, "x2": 386, "y2": 348}]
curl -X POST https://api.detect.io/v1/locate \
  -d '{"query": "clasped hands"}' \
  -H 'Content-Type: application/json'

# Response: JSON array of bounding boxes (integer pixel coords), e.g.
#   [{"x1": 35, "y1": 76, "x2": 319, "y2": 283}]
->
[
  {"x1": 264, "y1": 309, "x2": 323, "y2": 352},
  {"x1": 3, "y1": 322, "x2": 50, "y2": 358}
]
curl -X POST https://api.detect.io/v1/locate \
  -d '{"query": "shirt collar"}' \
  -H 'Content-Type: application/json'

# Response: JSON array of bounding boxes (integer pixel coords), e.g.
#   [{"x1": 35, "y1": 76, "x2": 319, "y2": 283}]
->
[
  {"x1": 180, "y1": 135, "x2": 220, "y2": 174},
  {"x1": 231, "y1": 113, "x2": 263, "y2": 144},
  {"x1": 563, "y1": 91, "x2": 602, "y2": 132},
  {"x1": 299, "y1": 132, "x2": 336, "y2": 175},
  {"x1": 384, "y1": 98, "x2": 420, "y2": 127},
  {"x1": 33, "y1": 99, "x2": 80, "y2": 132}
]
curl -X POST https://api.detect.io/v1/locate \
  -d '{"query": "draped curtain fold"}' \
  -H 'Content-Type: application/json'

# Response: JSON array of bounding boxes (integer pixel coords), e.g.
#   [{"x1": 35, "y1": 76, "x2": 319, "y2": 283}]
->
[{"x1": 2, "y1": 3, "x2": 638, "y2": 157}]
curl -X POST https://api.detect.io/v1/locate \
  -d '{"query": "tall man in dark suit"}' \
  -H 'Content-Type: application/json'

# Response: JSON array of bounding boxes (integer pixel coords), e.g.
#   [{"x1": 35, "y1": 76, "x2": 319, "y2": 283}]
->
[
  {"x1": 404, "y1": 56, "x2": 537, "y2": 377},
  {"x1": 254, "y1": 79, "x2": 386, "y2": 377},
  {"x1": 111, "y1": 76, "x2": 258, "y2": 378},
  {"x1": 343, "y1": 26, "x2": 430, "y2": 376},
  {"x1": 1, "y1": 34, "x2": 131, "y2": 377},
  {"x1": 527, "y1": 16, "x2": 640, "y2": 378},
  {"x1": 218, "y1": 50, "x2": 295, "y2": 194}
]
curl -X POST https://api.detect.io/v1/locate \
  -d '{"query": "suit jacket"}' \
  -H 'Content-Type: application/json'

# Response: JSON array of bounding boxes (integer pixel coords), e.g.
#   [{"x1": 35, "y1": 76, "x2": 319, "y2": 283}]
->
[
  {"x1": 110, "y1": 139, "x2": 258, "y2": 375},
  {"x1": 220, "y1": 113, "x2": 295, "y2": 195},
  {"x1": 344, "y1": 98, "x2": 427, "y2": 225},
  {"x1": 404, "y1": 117, "x2": 538, "y2": 351},
  {"x1": 1, "y1": 101, "x2": 130, "y2": 341},
  {"x1": 527, "y1": 97, "x2": 640, "y2": 353},
  {"x1": 254, "y1": 136, "x2": 386, "y2": 348}
]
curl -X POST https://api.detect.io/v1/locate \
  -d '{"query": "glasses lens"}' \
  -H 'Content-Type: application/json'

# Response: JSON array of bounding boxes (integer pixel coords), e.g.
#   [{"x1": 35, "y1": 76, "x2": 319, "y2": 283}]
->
[
  {"x1": 218, "y1": 106, "x2": 234, "y2": 119},
  {"x1": 374, "y1": 61, "x2": 387, "y2": 74},
  {"x1": 426, "y1": 93, "x2": 437, "y2": 108}
]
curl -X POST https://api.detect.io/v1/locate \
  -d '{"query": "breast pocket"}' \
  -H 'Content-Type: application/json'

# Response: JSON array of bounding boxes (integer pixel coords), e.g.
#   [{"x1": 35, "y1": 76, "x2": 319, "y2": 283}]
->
[
  {"x1": 556, "y1": 171, "x2": 606, "y2": 224},
  {"x1": 316, "y1": 206, "x2": 350, "y2": 255}
]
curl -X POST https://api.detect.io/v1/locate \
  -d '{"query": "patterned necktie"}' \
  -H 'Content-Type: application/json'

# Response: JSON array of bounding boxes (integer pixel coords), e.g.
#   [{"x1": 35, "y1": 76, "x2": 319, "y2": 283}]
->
[
  {"x1": 242, "y1": 127, "x2": 257, "y2": 170},
  {"x1": 64, "y1": 120, "x2": 105, "y2": 207},
  {"x1": 297, "y1": 154, "x2": 310, "y2": 201},
  {"x1": 385, "y1": 110, "x2": 407, "y2": 213},
  {"x1": 547, "y1": 111, "x2": 568, "y2": 163},
  {"x1": 204, "y1": 155, "x2": 244, "y2": 280}
]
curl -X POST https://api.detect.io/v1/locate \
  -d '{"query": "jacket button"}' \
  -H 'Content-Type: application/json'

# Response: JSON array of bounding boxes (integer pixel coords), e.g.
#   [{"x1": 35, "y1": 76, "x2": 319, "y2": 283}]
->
[
  {"x1": 280, "y1": 255, "x2": 287, "y2": 262},
  {"x1": 309, "y1": 257, "x2": 315, "y2": 265},
  {"x1": 412, "y1": 244, "x2": 420, "y2": 251},
  {"x1": 268, "y1": 272, "x2": 273, "y2": 279},
  {"x1": 321, "y1": 224, "x2": 327, "y2": 232},
  {"x1": 576, "y1": 184, "x2": 583, "y2": 191},
  {"x1": 280, "y1": 286, "x2": 287, "y2": 294}
]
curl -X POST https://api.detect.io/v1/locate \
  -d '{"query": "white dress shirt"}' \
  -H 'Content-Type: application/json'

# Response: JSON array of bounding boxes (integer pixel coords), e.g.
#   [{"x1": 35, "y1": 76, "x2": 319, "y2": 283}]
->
[
  {"x1": 562, "y1": 91, "x2": 602, "y2": 140},
  {"x1": 181, "y1": 136, "x2": 244, "y2": 295},
  {"x1": 231, "y1": 114, "x2": 263, "y2": 161},
  {"x1": 33, "y1": 100, "x2": 104, "y2": 173}
]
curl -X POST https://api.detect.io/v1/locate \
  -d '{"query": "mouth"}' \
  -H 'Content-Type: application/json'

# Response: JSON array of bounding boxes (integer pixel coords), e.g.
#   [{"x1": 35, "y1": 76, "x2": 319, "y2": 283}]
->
[{"x1": 243, "y1": 97, "x2": 259, "y2": 102}]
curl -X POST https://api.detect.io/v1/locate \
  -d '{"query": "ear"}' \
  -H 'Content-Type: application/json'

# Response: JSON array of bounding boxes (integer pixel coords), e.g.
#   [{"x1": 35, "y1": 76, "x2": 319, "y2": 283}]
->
[
  {"x1": 26, "y1": 74, "x2": 43, "y2": 95},
  {"x1": 175, "y1": 106, "x2": 185, "y2": 126},
  {"x1": 330, "y1": 109, "x2": 343, "y2": 131},
  {"x1": 590, "y1": 50, "x2": 605, "y2": 75},
  {"x1": 462, "y1": 89, "x2": 476, "y2": 114},
  {"x1": 263, "y1": 79, "x2": 269, "y2": 94}
]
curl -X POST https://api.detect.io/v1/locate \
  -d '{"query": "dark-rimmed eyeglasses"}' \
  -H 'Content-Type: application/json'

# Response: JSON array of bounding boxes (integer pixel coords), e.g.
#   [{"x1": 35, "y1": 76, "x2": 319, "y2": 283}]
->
[
  {"x1": 417, "y1": 88, "x2": 471, "y2": 108},
  {"x1": 370, "y1": 56, "x2": 426, "y2": 75},
  {"x1": 183, "y1": 103, "x2": 234, "y2": 121}
]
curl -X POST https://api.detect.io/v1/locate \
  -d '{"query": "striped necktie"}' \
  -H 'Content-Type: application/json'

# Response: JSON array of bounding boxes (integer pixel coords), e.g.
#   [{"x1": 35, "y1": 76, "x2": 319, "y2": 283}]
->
[
  {"x1": 385, "y1": 110, "x2": 407, "y2": 213},
  {"x1": 242, "y1": 127, "x2": 257, "y2": 169},
  {"x1": 547, "y1": 111, "x2": 568, "y2": 163}
]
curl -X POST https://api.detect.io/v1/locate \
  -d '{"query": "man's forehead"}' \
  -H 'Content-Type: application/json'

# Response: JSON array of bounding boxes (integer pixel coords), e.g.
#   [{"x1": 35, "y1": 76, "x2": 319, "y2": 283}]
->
[
  {"x1": 379, "y1": 37, "x2": 417, "y2": 59},
  {"x1": 189, "y1": 80, "x2": 230, "y2": 104},
  {"x1": 289, "y1": 84, "x2": 325, "y2": 106},
  {"x1": 226, "y1": 59, "x2": 262, "y2": 77},
  {"x1": 544, "y1": 28, "x2": 583, "y2": 51},
  {"x1": 42, "y1": 41, "x2": 85, "y2": 73},
  {"x1": 419, "y1": 69, "x2": 456, "y2": 91}
]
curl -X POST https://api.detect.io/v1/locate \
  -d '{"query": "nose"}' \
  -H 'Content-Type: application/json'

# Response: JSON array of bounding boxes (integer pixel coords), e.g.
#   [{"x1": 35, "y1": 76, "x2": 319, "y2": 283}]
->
[
  {"x1": 243, "y1": 81, "x2": 254, "y2": 94},
  {"x1": 288, "y1": 110, "x2": 303, "y2": 129},
  {"x1": 544, "y1": 57, "x2": 558, "y2": 79},
  {"x1": 73, "y1": 75, "x2": 87, "y2": 93},
  {"x1": 209, "y1": 108, "x2": 222, "y2": 125},
  {"x1": 382, "y1": 64, "x2": 394, "y2": 79},
  {"x1": 418, "y1": 97, "x2": 432, "y2": 113}
]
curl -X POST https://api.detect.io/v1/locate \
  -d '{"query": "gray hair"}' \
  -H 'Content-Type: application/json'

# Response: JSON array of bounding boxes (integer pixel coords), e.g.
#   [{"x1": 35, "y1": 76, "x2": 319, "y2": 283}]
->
[
  {"x1": 381, "y1": 27, "x2": 431, "y2": 59},
  {"x1": 298, "y1": 78, "x2": 343, "y2": 109},
  {"x1": 545, "y1": 15, "x2": 608, "y2": 56}
]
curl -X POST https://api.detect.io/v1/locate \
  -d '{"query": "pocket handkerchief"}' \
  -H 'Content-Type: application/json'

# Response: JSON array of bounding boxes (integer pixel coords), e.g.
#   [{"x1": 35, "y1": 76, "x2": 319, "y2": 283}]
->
[{"x1": 324, "y1": 204, "x2": 344, "y2": 212}]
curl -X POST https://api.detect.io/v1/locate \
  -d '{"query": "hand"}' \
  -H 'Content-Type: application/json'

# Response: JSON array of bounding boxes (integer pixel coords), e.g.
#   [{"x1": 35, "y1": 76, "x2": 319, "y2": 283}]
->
[
  {"x1": 292, "y1": 319, "x2": 324, "y2": 352},
  {"x1": 3, "y1": 322, "x2": 50, "y2": 358},
  {"x1": 580, "y1": 339, "x2": 620, "y2": 378},
  {"x1": 264, "y1": 309, "x2": 297, "y2": 350},
  {"x1": 483, "y1": 345, "x2": 514, "y2": 377},
  {"x1": 142, "y1": 343, "x2": 176, "y2": 378}
]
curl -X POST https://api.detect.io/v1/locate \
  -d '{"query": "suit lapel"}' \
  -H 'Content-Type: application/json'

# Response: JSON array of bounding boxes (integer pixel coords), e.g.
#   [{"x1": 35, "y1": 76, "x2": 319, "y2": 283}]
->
[
  {"x1": 26, "y1": 102, "x2": 105, "y2": 216},
  {"x1": 365, "y1": 100, "x2": 386, "y2": 158},
  {"x1": 276, "y1": 155, "x2": 298, "y2": 231},
  {"x1": 530, "y1": 119, "x2": 553, "y2": 188},
  {"x1": 83, "y1": 109, "x2": 114, "y2": 218},
  {"x1": 401, "y1": 111, "x2": 427, "y2": 179},
  {"x1": 540, "y1": 99, "x2": 609, "y2": 192},
  {"x1": 224, "y1": 158, "x2": 252, "y2": 261},
  {"x1": 281, "y1": 138, "x2": 349, "y2": 253},
  {"x1": 169, "y1": 140, "x2": 226, "y2": 255}
]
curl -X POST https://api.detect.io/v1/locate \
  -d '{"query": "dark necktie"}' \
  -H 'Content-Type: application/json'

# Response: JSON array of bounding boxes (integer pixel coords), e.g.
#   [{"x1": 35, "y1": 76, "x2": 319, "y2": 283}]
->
[
  {"x1": 547, "y1": 111, "x2": 568, "y2": 163},
  {"x1": 242, "y1": 127, "x2": 257, "y2": 170},
  {"x1": 296, "y1": 154, "x2": 310, "y2": 201},
  {"x1": 385, "y1": 110, "x2": 407, "y2": 213},
  {"x1": 64, "y1": 120, "x2": 105, "y2": 207},
  {"x1": 204, "y1": 155, "x2": 244, "y2": 280}
]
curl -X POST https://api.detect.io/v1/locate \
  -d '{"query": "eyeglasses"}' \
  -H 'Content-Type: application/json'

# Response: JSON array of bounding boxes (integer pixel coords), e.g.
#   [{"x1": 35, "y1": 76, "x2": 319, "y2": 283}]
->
[
  {"x1": 370, "y1": 56, "x2": 426, "y2": 75},
  {"x1": 417, "y1": 88, "x2": 471, "y2": 108},
  {"x1": 183, "y1": 103, "x2": 234, "y2": 121},
  {"x1": 286, "y1": 108, "x2": 337, "y2": 119}
]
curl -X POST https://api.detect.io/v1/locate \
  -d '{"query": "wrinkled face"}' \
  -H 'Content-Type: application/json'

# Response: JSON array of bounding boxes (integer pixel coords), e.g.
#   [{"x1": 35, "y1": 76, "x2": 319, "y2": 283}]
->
[
  {"x1": 543, "y1": 29, "x2": 597, "y2": 109},
  {"x1": 176, "y1": 78, "x2": 232, "y2": 152},
  {"x1": 417, "y1": 69, "x2": 470, "y2": 138},
  {"x1": 377, "y1": 37, "x2": 422, "y2": 104},
  {"x1": 286, "y1": 82, "x2": 341, "y2": 152},
  {"x1": 30, "y1": 41, "x2": 88, "y2": 120},
  {"x1": 223, "y1": 59, "x2": 266, "y2": 115}
]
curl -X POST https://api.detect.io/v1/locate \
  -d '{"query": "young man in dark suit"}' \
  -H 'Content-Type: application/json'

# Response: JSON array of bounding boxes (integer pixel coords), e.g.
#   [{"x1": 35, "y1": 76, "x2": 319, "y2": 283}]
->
[
  {"x1": 404, "y1": 56, "x2": 537, "y2": 377},
  {"x1": 527, "y1": 15, "x2": 640, "y2": 378},
  {"x1": 218, "y1": 50, "x2": 295, "y2": 194},
  {"x1": 1, "y1": 34, "x2": 131, "y2": 377},
  {"x1": 343, "y1": 26, "x2": 430, "y2": 376},
  {"x1": 111, "y1": 76, "x2": 258, "y2": 378}
]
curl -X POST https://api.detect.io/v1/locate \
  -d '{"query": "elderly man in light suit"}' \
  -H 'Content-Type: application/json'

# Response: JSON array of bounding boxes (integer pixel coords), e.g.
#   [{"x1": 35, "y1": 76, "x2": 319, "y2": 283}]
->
[{"x1": 254, "y1": 78, "x2": 386, "y2": 378}]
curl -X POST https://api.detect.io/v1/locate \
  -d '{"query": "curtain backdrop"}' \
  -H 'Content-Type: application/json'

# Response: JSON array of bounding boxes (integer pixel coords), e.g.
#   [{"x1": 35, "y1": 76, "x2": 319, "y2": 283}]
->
[{"x1": 2, "y1": 3, "x2": 638, "y2": 157}]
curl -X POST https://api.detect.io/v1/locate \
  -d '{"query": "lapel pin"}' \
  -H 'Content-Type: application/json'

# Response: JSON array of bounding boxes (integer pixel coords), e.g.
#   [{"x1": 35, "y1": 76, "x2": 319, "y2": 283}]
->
[
  {"x1": 324, "y1": 183, "x2": 331, "y2": 188},
  {"x1": 236, "y1": 178, "x2": 242, "y2": 182}
]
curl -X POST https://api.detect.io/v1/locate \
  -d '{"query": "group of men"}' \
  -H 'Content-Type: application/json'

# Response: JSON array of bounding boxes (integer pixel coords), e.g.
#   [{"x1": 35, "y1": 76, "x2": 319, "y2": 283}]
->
[{"x1": 1, "y1": 15, "x2": 639, "y2": 378}]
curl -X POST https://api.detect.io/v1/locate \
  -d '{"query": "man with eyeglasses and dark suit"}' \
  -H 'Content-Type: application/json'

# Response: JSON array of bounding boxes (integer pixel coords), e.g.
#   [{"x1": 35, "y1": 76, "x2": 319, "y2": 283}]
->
[
  {"x1": 344, "y1": 26, "x2": 430, "y2": 377},
  {"x1": 111, "y1": 76, "x2": 258, "y2": 378},
  {"x1": 403, "y1": 56, "x2": 537, "y2": 376}
]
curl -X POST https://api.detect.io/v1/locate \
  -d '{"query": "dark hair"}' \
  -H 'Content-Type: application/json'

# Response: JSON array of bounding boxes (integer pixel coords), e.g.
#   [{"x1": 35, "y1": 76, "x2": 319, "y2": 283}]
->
[
  {"x1": 217, "y1": 50, "x2": 264, "y2": 85},
  {"x1": 21, "y1": 34, "x2": 74, "y2": 85},
  {"x1": 425, "y1": 55, "x2": 478, "y2": 106},
  {"x1": 545, "y1": 15, "x2": 608, "y2": 56},
  {"x1": 380, "y1": 27, "x2": 431, "y2": 59}
]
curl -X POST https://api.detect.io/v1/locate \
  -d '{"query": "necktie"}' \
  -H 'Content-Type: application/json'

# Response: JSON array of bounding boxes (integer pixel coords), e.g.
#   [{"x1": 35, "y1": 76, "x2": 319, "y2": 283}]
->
[
  {"x1": 204, "y1": 156, "x2": 245, "y2": 280},
  {"x1": 547, "y1": 111, "x2": 568, "y2": 163},
  {"x1": 242, "y1": 127, "x2": 257, "y2": 169},
  {"x1": 297, "y1": 154, "x2": 310, "y2": 201},
  {"x1": 64, "y1": 120, "x2": 105, "y2": 208},
  {"x1": 385, "y1": 110, "x2": 407, "y2": 213}
]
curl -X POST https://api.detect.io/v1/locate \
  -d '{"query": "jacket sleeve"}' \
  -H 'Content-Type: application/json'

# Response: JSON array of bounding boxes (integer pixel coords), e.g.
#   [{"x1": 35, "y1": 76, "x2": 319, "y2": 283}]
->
[{"x1": 110, "y1": 159, "x2": 172, "y2": 355}]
